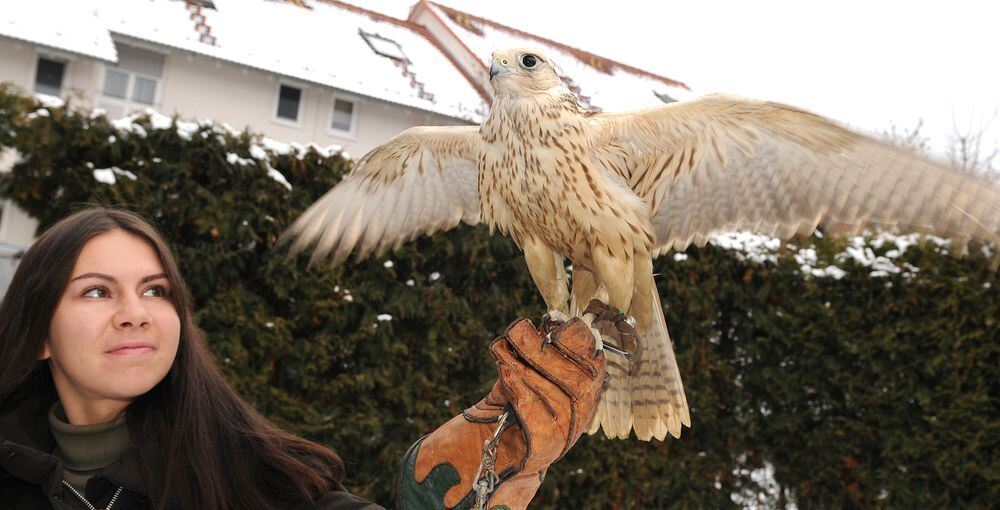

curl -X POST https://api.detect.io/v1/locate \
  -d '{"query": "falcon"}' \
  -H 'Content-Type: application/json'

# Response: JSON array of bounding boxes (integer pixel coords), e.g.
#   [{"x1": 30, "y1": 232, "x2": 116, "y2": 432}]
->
[{"x1": 283, "y1": 48, "x2": 1000, "y2": 442}]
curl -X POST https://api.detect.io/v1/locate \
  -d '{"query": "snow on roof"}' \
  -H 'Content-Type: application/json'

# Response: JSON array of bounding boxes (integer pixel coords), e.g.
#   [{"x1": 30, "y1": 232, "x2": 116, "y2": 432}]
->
[
  {"x1": 423, "y1": 2, "x2": 693, "y2": 112},
  {"x1": 3, "y1": 0, "x2": 487, "y2": 122},
  {"x1": 0, "y1": 1, "x2": 117, "y2": 61}
]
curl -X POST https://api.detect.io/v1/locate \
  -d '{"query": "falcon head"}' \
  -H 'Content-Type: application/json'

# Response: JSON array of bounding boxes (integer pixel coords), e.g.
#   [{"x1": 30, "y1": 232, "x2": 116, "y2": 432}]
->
[{"x1": 488, "y1": 49, "x2": 564, "y2": 96}]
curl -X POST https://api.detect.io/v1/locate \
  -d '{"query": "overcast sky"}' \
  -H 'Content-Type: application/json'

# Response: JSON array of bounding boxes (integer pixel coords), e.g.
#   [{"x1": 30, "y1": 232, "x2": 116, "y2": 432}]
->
[{"x1": 366, "y1": 0, "x2": 1000, "y2": 166}]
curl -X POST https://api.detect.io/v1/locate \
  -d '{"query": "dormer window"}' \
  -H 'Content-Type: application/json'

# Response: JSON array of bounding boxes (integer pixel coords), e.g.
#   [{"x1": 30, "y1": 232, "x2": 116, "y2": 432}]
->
[
  {"x1": 359, "y1": 29, "x2": 407, "y2": 62},
  {"x1": 654, "y1": 91, "x2": 677, "y2": 104},
  {"x1": 178, "y1": 0, "x2": 216, "y2": 9}
]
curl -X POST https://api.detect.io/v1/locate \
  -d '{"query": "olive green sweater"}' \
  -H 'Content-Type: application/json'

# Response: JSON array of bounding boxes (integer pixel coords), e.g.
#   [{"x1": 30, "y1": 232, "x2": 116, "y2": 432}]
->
[{"x1": 48, "y1": 403, "x2": 130, "y2": 494}]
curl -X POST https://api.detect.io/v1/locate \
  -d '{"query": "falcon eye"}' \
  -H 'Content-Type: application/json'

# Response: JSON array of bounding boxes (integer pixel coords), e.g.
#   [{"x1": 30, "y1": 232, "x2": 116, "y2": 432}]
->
[{"x1": 520, "y1": 54, "x2": 539, "y2": 69}]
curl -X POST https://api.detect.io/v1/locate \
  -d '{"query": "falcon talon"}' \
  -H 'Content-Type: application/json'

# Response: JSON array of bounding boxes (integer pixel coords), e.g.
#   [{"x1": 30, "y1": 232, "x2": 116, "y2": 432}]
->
[
  {"x1": 541, "y1": 332, "x2": 555, "y2": 352},
  {"x1": 541, "y1": 309, "x2": 569, "y2": 334},
  {"x1": 540, "y1": 312, "x2": 553, "y2": 332}
]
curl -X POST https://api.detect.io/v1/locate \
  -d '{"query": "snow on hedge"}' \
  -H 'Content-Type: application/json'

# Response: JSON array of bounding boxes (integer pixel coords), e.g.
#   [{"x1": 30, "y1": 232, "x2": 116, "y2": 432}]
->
[
  {"x1": 705, "y1": 230, "x2": 963, "y2": 280},
  {"x1": 44, "y1": 101, "x2": 348, "y2": 191}
]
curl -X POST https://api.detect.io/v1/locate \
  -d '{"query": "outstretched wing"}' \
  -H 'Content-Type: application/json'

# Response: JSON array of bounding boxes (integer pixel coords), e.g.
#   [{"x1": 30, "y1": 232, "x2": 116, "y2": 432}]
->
[
  {"x1": 590, "y1": 94, "x2": 1000, "y2": 256},
  {"x1": 283, "y1": 126, "x2": 482, "y2": 265}
]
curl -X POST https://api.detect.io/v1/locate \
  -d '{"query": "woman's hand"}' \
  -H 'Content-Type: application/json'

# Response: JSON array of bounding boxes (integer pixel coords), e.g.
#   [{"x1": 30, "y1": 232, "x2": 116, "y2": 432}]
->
[{"x1": 397, "y1": 305, "x2": 621, "y2": 510}]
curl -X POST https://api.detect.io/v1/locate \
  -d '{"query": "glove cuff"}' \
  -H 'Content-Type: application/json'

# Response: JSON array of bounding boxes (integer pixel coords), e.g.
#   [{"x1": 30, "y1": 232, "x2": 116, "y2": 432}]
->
[{"x1": 396, "y1": 413, "x2": 526, "y2": 510}]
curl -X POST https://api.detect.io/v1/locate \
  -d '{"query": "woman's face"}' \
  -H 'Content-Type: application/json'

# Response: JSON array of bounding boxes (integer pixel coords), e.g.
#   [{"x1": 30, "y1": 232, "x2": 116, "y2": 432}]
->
[{"x1": 42, "y1": 230, "x2": 181, "y2": 425}]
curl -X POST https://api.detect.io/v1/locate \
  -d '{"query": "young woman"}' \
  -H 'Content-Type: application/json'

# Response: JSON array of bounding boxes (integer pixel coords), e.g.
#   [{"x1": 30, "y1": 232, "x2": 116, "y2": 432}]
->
[{"x1": 0, "y1": 208, "x2": 614, "y2": 509}]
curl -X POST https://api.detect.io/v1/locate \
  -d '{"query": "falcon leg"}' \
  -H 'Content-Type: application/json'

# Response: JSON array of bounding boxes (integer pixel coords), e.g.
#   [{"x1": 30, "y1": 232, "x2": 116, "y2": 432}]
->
[
  {"x1": 521, "y1": 237, "x2": 570, "y2": 316},
  {"x1": 569, "y1": 266, "x2": 599, "y2": 316},
  {"x1": 591, "y1": 244, "x2": 635, "y2": 316},
  {"x1": 627, "y1": 255, "x2": 655, "y2": 331},
  {"x1": 570, "y1": 266, "x2": 606, "y2": 352}
]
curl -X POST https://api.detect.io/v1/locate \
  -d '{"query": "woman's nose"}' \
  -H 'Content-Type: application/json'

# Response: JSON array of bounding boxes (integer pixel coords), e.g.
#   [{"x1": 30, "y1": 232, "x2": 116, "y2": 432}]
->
[{"x1": 113, "y1": 293, "x2": 152, "y2": 329}]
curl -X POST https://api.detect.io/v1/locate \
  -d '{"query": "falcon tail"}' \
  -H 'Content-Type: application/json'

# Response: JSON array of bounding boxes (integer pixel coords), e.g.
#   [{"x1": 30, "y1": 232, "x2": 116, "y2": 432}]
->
[
  {"x1": 583, "y1": 286, "x2": 691, "y2": 441},
  {"x1": 639, "y1": 290, "x2": 691, "y2": 440}
]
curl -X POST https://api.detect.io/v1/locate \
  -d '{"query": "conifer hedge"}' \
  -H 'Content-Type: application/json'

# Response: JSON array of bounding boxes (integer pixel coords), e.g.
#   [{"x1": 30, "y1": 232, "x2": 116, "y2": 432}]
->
[{"x1": 1, "y1": 84, "x2": 997, "y2": 508}]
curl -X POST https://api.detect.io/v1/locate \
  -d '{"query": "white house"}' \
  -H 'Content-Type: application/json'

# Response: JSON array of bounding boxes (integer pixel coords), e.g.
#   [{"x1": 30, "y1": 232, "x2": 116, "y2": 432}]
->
[{"x1": 0, "y1": 0, "x2": 689, "y2": 294}]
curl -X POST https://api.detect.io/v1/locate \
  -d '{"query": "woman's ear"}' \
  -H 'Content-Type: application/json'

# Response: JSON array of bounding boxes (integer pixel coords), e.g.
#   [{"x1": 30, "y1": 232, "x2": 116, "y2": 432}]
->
[{"x1": 39, "y1": 340, "x2": 52, "y2": 361}]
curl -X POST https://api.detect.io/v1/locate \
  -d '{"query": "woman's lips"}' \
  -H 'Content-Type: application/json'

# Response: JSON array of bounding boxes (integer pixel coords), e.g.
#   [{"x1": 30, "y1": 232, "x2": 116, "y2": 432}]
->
[{"x1": 107, "y1": 343, "x2": 155, "y2": 356}]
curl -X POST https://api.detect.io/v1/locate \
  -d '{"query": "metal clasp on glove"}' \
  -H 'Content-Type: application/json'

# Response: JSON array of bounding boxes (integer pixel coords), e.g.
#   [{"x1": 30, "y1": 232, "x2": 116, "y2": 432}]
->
[{"x1": 473, "y1": 411, "x2": 510, "y2": 509}]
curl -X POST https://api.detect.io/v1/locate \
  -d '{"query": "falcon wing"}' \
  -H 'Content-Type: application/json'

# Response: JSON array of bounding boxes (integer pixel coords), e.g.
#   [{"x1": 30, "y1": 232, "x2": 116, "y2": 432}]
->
[
  {"x1": 283, "y1": 125, "x2": 482, "y2": 265},
  {"x1": 590, "y1": 94, "x2": 1000, "y2": 256}
]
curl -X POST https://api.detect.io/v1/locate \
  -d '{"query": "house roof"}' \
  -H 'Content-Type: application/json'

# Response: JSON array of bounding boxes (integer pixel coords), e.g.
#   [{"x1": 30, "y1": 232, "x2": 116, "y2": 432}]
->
[
  {"x1": 1, "y1": 0, "x2": 488, "y2": 122},
  {"x1": 415, "y1": 1, "x2": 693, "y2": 112},
  {"x1": 3, "y1": 0, "x2": 692, "y2": 119},
  {"x1": 2, "y1": 1, "x2": 117, "y2": 61}
]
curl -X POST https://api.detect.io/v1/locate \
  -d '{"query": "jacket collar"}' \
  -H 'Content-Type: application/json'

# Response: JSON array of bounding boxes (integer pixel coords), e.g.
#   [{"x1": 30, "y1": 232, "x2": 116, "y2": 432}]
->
[
  {"x1": 0, "y1": 390, "x2": 64, "y2": 496},
  {"x1": 0, "y1": 389, "x2": 159, "y2": 498}
]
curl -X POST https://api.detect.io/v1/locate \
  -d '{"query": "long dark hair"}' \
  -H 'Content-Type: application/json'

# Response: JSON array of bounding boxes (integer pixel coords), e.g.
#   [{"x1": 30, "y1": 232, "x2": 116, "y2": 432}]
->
[{"x1": 0, "y1": 207, "x2": 344, "y2": 509}]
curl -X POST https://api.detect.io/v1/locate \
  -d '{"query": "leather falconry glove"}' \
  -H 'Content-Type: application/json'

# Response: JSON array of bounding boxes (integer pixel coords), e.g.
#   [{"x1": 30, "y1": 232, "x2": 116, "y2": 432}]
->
[{"x1": 397, "y1": 303, "x2": 626, "y2": 510}]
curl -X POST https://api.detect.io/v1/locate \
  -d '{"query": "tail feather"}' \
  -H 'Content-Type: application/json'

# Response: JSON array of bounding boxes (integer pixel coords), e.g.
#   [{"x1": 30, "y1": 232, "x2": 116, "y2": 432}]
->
[
  {"x1": 646, "y1": 290, "x2": 691, "y2": 436},
  {"x1": 616, "y1": 279, "x2": 689, "y2": 440},
  {"x1": 572, "y1": 270, "x2": 690, "y2": 441},
  {"x1": 586, "y1": 353, "x2": 633, "y2": 439}
]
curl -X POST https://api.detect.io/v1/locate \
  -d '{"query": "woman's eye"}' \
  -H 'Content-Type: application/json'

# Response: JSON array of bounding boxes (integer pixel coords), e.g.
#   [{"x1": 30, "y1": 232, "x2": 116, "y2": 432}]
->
[
  {"x1": 82, "y1": 287, "x2": 109, "y2": 298},
  {"x1": 143, "y1": 285, "x2": 168, "y2": 298},
  {"x1": 521, "y1": 54, "x2": 539, "y2": 68}
]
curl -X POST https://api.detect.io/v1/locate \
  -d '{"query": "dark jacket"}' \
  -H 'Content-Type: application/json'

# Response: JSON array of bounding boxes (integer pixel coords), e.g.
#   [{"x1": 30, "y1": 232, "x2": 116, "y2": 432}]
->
[{"x1": 0, "y1": 392, "x2": 383, "y2": 510}]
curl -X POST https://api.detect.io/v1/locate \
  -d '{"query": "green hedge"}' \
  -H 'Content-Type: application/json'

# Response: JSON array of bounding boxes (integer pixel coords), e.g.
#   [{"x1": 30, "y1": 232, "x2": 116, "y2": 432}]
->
[{"x1": 1, "y1": 84, "x2": 996, "y2": 509}]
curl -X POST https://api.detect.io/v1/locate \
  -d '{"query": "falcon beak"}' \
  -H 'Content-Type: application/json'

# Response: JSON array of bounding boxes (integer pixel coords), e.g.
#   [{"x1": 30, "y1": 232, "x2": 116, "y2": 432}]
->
[{"x1": 489, "y1": 60, "x2": 509, "y2": 81}]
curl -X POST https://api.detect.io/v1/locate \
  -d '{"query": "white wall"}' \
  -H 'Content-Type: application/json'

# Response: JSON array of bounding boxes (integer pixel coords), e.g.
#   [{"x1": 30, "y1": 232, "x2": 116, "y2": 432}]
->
[
  {"x1": 0, "y1": 147, "x2": 36, "y2": 298},
  {"x1": 0, "y1": 199, "x2": 36, "y2": 297},
  {"x1": 0, "y1": 37, "x2": 104, "y2": 107},
  {"x1": 0, "y1": 38, "x2": 34, "y2": 89},
  {"x1": 153, "y1": 48, "x2": 468, "y2": 156},
  {"x1": 0, "y1": 148, "x2": 39, "y2": 248}
]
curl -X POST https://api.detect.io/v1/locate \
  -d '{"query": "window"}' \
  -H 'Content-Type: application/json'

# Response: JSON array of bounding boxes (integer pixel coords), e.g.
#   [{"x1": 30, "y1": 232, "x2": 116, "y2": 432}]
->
[
  {"x1": 100, "y1": 43, "x2": 165, "y2": 111},
  {"x1": 132, "y1": 77, "x2": 157, "y2": 104},
  {"x1": 359, "y1": 29, "x2": 408, "y2": 62},
  {"x1": 276, "y1": 84, "x2": 302, "y2": 122},
  {"x1": 103, "y1": 70, "x2": 128, "y2": 98},
  {"x1": 654, "y1": 90, "x2": 678, "y2": 104},
  {"x1": 34, "y1": 57, "x2": 65, "y2": 96},
  {"x1": 330, "y1": 97, "x2": 355, "y2": 133}
]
